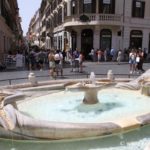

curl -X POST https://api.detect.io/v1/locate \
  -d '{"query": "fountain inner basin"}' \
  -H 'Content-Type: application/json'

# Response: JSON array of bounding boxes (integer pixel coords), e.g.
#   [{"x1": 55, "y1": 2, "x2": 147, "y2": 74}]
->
[
  {"x1": 66, "y1": 81, "x2": 114, "y2": 105},
  {"x1": 18, "y1": 88, "x2": 150, "y2": 123}
]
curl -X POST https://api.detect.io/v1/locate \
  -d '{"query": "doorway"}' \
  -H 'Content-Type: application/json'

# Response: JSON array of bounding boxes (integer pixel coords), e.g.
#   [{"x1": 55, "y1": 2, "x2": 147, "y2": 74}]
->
[
  {"x1": 100, "y1": 29, "x2": 112, "y2": 50},
  {"x1": 81, "y1": 29, "x2": 93, "y2": 59},
  {"x1": 130, "y1": 30, "x2": 142, "y2": 49}
]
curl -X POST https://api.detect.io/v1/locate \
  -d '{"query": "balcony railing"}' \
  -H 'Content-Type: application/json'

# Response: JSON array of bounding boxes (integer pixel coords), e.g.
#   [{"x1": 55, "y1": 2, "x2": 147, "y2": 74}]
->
[{"x1": 64, "y1": 14, "x2": 122, "y2": 25}]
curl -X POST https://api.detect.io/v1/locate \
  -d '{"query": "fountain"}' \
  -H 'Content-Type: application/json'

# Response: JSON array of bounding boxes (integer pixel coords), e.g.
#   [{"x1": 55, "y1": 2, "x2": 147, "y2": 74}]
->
[
  {"x1": 0, "y1": 70, "x2": 150, "y2": 149},
  {"x1": 66, "y1": 72, "x2": 114, "y2": 105}
]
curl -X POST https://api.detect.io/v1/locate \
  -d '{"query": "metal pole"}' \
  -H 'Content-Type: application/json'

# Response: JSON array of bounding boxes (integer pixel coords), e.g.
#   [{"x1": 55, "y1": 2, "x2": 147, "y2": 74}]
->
[{"x1": 122, "y1": 0, "x2": 125, "y2": 49}]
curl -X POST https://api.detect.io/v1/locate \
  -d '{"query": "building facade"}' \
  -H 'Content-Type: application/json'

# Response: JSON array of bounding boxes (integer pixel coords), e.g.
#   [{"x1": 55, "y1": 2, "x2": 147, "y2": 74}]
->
[
  {"x1": 29, "y1": 0, "x2": 150, "y2": 59},
  {"x1": 27, "y1": 9, "x2": 40, "y2": 47},
  {"x1": 0, "y1": 0, "x2": 22, "y2": 62}
]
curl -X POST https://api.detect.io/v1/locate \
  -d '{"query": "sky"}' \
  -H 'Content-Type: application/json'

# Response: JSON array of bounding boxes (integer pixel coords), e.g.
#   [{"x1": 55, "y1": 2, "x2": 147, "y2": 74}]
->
[{"x1": 18, "y1": 0, "x2": 41, "y2": 36}]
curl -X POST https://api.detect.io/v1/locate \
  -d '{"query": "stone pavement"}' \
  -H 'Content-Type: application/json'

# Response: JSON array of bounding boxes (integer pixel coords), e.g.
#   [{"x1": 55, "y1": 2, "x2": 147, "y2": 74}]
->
[{"x1": 0, "y1": 61, "x2": 149, "y2": 86}]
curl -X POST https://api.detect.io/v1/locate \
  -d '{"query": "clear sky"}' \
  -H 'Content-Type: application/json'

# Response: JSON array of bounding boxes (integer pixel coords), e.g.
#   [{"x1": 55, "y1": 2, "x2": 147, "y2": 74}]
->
[{"x1": 18, "y1": 0, "x2": 41, "y2": 36}]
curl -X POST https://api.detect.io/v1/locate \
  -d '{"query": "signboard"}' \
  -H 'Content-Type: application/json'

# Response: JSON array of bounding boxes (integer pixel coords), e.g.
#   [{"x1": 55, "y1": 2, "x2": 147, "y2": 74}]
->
[
  {"x1": 102, "y1": 35, "x2": 111, "y2": 38},
  {"x1": 136, "y1": 2, "x2": 141, "y2": 8},
  {"x1": 103, "y1": 0, "x2": 111, "y2": 4},
  {"x1": 131, "y1": 35, "x2": 142, "y2": 38},
  {"x1": 84, "y1": 0, "x2": 91, "y2": 4}
]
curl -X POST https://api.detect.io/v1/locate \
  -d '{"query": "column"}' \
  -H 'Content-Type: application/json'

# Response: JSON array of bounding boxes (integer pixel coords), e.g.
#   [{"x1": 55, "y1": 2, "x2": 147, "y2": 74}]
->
[
  {"x1": 142, "y1": 29, "x2": 149, "y2": 50},
  {"x1": 96, "y1": 0, "x2": 99, "y2": 13},
  {"x1": 67, "y1": 0, "x2": 71, "y2": 16},
  {"x1": 62, "y1": 31, "x2": 65, "y2": 50},
  {"x1": 123, "y1": 27, "x2": 130, "y2": 49},
  {"x1": 62, "y1": 6, "x2": 64, "y2": 23},
  {"x1": 93, "y1": 26, "x2": 100, "y2": 50},
  {"x1": 76, "y1": 29, "x2": 81, "y2": 51},
  {"x1": 57, "y1": 34, "x2": 59, "y2": 49}
]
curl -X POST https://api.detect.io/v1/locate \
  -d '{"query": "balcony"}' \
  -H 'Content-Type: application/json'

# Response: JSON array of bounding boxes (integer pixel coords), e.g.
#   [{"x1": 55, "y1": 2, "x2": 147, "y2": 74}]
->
[{"x1": 64, "y1": 14, "x2": 122, "y2": 27}]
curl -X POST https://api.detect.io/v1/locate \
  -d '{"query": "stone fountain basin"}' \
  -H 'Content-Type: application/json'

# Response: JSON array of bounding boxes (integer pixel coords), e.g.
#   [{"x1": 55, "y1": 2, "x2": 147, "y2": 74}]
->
[
  {"x1": 0, "y1": 79, "x2": 150, "y2": 140},
  {"x1": 66, "y1": 82, "x2": 116, "y2": 104}
]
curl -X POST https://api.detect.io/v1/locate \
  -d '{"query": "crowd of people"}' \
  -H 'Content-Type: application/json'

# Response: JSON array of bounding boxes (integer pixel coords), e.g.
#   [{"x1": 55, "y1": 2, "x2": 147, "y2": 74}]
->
[
  {"x1": 129, "y1": 48, "x2": 145, "y2": 74},
  {"x1": 89, "y1": 47, "x2": 147, "y2": 74},
  {"x1": 0, "y1": 46, "x2": 149, "y2": 77}
]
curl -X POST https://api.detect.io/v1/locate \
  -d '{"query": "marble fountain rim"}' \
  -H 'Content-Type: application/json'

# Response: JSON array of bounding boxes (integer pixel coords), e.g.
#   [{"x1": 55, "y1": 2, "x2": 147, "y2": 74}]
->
[{"x1": 0, "y1": 78, "x2": 150, "y2": 140}]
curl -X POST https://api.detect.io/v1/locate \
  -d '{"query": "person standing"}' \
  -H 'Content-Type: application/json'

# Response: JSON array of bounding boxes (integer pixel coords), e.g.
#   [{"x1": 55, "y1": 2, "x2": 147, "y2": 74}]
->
[
  {"x1": 79, "y1": 52, "x2": 84, "y2": 73},
  {"x1": 117, "y1": 50, "x2": 122, "y2": 65},
  {"x1": 129, "y1": 49, "x2": 136, "y2": 74},
  {"x1": 38, "y1": 50, "x2": 46, "y2": 71},
  {"x1": 97, "y1": 49, "x2": 102, "y2": 63},
  {"x1": 48, "y1": 51, "x2": 55, "y2": 79},
  {"x1": 138, "y1": 48, "x2": 145, "y2": 72},
  {"x1": 54, "y1": 50, "x2": 63, "y2": 77},
  {"x1": 28, "y1": 49, "x2": 36, "y2": 71},
  {"x1": 90, "y1": 48, "x2": 94, "y2": 62},
  {"x1": 15, "y1": 51, "x2": 24, "y2": 70}
]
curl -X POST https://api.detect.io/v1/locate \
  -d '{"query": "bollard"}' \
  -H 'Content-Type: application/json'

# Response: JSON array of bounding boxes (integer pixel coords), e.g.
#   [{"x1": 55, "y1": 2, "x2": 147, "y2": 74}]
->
[
  {"x1": 107, "y1": 70, "x2": 115, "y2": 81},
  {"x1": 28, "y1": 72, "x2": 38, "y2": 86}
]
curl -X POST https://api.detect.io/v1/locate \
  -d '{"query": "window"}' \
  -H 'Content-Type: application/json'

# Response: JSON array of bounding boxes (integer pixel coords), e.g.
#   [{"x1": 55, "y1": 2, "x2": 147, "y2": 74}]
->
[
  {"x1": 79, "y1": 0, "x2": 96, "y2": 13},
  {"x1": 99, "y1": 0, "x2": 115, "y2": 14},
  {"x1": 83, "y1": 0, "x2": 96, "y2": 13},
  {"x1": 58, "y1": 8, "x2": 62, "y2": 25},
  {"x1": 53, "y1": 13, "x2": 58, "y2": 27},
  {"x1": 132, "y1": 0, "x2": 145, "y2": 18},
  {"x1": 71, "y1": 0, "x2": 77, "y2": 15},
  {"x1": 83, "y1": 0, "x2": 92, "y2": 13},
  {"x1": 64, "y1": 3, "x2": 67, "y2": 17}
]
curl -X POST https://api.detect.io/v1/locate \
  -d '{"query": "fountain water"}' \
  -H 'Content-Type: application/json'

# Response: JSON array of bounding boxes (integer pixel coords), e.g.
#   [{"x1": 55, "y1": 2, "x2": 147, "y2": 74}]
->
[{"x1": 0, "y1": 70, "x2": 150, "y2": 149}]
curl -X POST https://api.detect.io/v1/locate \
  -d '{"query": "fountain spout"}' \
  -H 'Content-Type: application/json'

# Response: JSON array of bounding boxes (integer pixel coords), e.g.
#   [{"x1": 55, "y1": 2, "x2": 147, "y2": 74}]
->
[{"x1": 90, "y1": 72, "x2": 96, "y2": 85}]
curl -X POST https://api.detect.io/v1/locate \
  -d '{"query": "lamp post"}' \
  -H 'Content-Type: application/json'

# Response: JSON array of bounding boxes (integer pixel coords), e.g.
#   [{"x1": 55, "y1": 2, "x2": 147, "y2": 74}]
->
[{"x1": 122, "y1": 0, "x2": 125, "y2": 49}]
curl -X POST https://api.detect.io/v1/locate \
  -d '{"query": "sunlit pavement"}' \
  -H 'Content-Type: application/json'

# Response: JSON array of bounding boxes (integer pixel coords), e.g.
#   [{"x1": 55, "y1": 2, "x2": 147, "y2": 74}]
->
[{"x1": 0, "y1": 61, "x2": 149, "y2": 86}]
